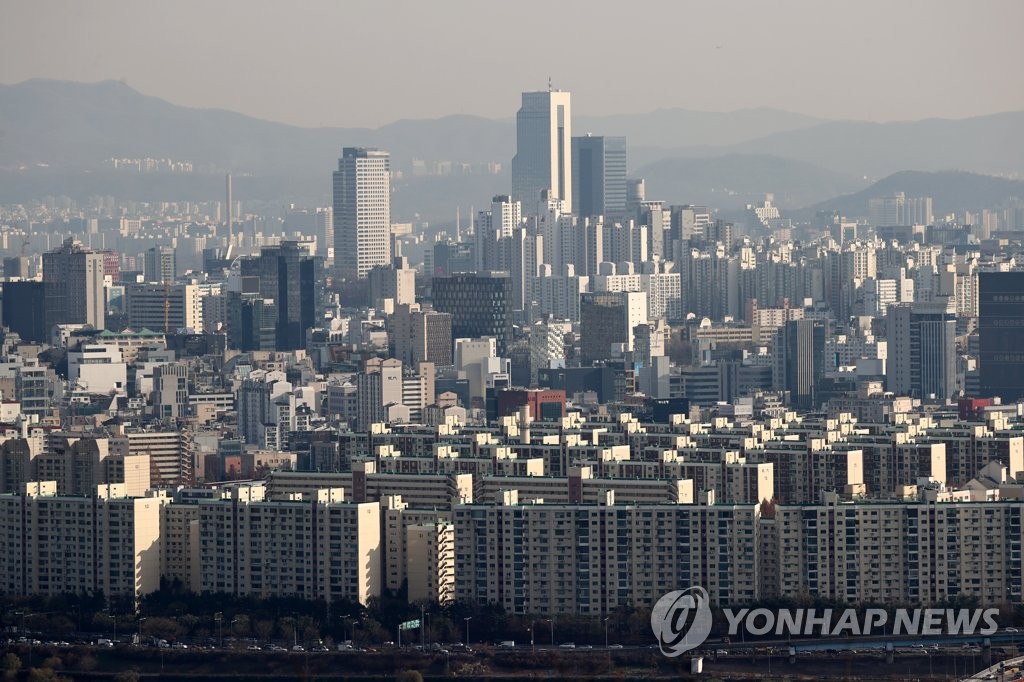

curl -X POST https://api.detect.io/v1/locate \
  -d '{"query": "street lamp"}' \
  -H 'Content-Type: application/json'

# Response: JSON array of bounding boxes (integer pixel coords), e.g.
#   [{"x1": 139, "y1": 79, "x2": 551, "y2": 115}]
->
[
  {"x1": 545, "y1": 618, "x2": 554, "y2": 646},
  {"x1": 604, "y1": 617, "x2": 610, "y2": 649},
  {"x1": 531, "y1": 620, "x2": 536, "y2": 652},
  {"x1": 137, "y1": 617, "x2": 146, "y2": 646},
  {"x1": 214, "y1": 612, "x2": 223, "y2": 649},
  {"x1": 464, "y1": 617, "x2": 472, "y2": 645}
]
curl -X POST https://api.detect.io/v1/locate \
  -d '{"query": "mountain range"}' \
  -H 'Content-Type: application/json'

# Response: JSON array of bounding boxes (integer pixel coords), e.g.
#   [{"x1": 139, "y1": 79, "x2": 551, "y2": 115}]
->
[{"x1": 0, "y1": 79, "x2": 1021, "y2": 220}]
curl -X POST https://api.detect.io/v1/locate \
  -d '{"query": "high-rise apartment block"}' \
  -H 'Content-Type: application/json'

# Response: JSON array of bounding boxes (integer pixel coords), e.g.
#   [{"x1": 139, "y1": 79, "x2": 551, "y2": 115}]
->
[{"x1": 333, "y1": 148, "x2": 391, "y2": 279}]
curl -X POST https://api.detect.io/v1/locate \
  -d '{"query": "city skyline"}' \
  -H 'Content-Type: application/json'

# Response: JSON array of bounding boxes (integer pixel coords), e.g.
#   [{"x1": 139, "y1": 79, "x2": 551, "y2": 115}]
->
[{"x1": 2, "y1": 1, "x2": 1023, "y2": 128}]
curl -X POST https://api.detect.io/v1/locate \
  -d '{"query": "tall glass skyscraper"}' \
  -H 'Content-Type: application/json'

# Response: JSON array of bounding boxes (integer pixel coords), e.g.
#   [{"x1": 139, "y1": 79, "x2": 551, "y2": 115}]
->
[
  {"x1": 571, "y1": 135, "x2": 626, "y2": 220},
  {"x1": 979, "y1": 271, "x2": 1024, "y2": 401},
  {"x1": 511, "y1": 90, "x2": 572, "y2": 215}
]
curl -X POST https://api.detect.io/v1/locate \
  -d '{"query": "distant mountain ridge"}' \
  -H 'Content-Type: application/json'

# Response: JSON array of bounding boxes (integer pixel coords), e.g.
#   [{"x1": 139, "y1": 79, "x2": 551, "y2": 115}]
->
[
  {"x1": 0, "y1": 79, "x2": 1020, "y2": 220},
  {"x1": 804, "y1": 170, "x2": 1024, "y2": 218}
]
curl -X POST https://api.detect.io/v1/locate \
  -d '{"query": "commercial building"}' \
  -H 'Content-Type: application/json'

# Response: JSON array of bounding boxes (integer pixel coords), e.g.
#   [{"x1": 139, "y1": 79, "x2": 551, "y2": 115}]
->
[
  {"x1": 333, "y1": 147, "x2": 391, "y2": 279},
  {"x1": 125, "y1": 283, "x2": 203, "y2": 333},
  {"x1": 571, "y1": 135, "x2": 626, "y2": 220},
  {"x1": 579, "y1": 291, "x2": 648, "y2": 363},
  {"x1": 978, "y1": 271, "x2": 1024, "y2": 402},
  {"x1": 511, "y1": 90, "x2": 572, "y2": 213},
  {"x1": 43, "y1": 238, "x2": 106, "y2": 332},
  {"x1": 432, "y1": 272, "x2": 512, "y2": 355}
]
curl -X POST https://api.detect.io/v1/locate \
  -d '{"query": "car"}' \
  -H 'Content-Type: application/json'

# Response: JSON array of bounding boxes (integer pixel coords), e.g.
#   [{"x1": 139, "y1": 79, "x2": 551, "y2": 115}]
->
[
  {"x1": 608, "y1": 644, "x2": 623, "y2": 649},
  {"x1": 579, "y1": 645, "x2": 593, "y2": 649},
  {"x1": 291, "y1": 645, "x2": 304, "y2": 652},
  {"x1": 559, "y1": 643, "x2": 576, "y2": 649}
]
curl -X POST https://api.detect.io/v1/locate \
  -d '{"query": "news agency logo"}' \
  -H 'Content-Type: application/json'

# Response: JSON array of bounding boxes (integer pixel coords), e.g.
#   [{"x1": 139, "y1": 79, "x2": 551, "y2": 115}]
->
[
  {"x1": 651, "y1": 585, "x2": 1002, "y2": 658},
  {"x1": 650, "y1": 586, "x2": 714, "y2": 657}
]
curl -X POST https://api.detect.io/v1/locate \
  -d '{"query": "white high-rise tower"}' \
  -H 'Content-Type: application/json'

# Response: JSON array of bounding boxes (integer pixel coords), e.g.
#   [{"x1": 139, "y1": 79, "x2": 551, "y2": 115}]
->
[
  {"x1": 333, "y1": 147, "x2": 391, "y2": 279},
  {"x1": 511, "y1": 89, "x2": 572, "y2": 215}
]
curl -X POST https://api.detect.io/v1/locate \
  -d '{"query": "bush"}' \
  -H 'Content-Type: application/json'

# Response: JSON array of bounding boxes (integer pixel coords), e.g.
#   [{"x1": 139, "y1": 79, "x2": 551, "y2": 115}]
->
[{"x1": 396, "y1": 671, "x2": 424, "y2": 682}]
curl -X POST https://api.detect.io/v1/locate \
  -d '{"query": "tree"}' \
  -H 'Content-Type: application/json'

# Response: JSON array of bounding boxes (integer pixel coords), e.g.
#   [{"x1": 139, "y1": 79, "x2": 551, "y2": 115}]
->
[
  {"x1": 113, "y1": 672, "x2": 141, "y2": 682},
  {"x1": 2, "y1": 653, "x2": 21, "y2": 681}
]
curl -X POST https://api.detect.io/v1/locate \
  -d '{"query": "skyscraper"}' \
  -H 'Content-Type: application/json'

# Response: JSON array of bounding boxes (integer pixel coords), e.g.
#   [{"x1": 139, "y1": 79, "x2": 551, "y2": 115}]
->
[
  {"x1": 333, "y1": 148, "x2": 391, "y2": 279},
  {"x1": 240, "y1": 241, "x2": 322, "y2": 351},
  {"x1": 144, "y1": 245, "x2": 177, "y2": 284},
  {"x1": 886, "y1": 299, "x2": 956, "y2": 402},
  {"x1": 43, "y1": 238, "x2": 106, "y2": 333},
  {"x1": 571, "y1": 135, "x2": 626, "y2": 220},
  {"x1": 774, "y1": 319, "x2": 826, "y2": 410},
  {"x1": 511, "y1": 90, "x2": 572, "y2": 214},
  {"x1": 578, "y1": 291, "x2": 648, "y2": 364},
  {"x1": 979, "y1": 271, "x2": 1024, "y2": 401}
]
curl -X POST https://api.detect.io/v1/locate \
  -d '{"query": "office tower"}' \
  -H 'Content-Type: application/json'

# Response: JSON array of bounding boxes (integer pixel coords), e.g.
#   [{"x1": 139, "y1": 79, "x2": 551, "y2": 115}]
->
[
  {"x1": 1, "y1": 281, "x2": 46, "y2": 342},
  {"x1": 432, "y1": 272, "x2": 513, "y2": 355},
  {"x1": 333, "y1": 147, "x2": 391, "y2": 279},
  {"x1": 979, "y1": 271, "x2": 1024, "y2": 401},
  {"x1": 886, "y1": 299, "x2": 956, "y2": 402},
  {"x1": 511, "y1": 90, "x2": 572, "y2": 213},
  {"x1": 356, "y1": 358, "x2": 404, "y2": 429},
  {"x1": 3, "y1": 256, "x2": 29, "y2": 278},
  {"x1": 369, "y1": 256, "x2": 416, "y2": 307},
  {"x1": 125, "y1": 283, "x2": 202, "y2": 332},
  {"x1": 579, "y1": 291, "x2": 648, "y2": 364},
  {"x1": 392, "y1": 303, "x2": 454, "y2": 368},
  {"x1": 144, "y1": 245, "x2": 177, "y2": 283},
  {"x1": 226, "y1": 275, "x2": 277, "y2": 351},
  {"x1": 774, "y1": 319, "x2": 826, "y2": 410},
  {"x1": 152, "y1": 362, "x2": 188, "y2": 419},
  {"x1": 240, "y1": 241, "x2": 321, "y2": 351},
  {"x1": 669, "y1": 205, "x2": 712, "y2": 244},
  {"x1": 43, "y1": 238, "x2": 106, "y2": 332},
  {"x1": 571, "y1": 135, "x2": 627, "y2": 220}
]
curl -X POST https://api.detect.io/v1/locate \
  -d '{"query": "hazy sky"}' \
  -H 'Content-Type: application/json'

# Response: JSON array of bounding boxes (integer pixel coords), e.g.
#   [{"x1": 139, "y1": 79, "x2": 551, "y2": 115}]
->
[{"x1": 2, "y1": 0, "x2": 1022, "y2": 129}]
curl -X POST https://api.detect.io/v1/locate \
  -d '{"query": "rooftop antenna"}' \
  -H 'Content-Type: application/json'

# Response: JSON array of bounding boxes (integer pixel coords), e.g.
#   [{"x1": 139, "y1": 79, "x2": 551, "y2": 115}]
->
[{"x1": 547, "y1": 77, "x2": 552, "y2": 92}]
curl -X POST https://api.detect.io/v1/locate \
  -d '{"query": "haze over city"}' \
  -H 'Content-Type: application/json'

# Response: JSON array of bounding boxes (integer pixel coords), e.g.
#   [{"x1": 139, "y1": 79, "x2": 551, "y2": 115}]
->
[
  {"x1": 3, "y1": 3, "x2": 1024, "y2": 681},
  {"x1": 3, "y1": 0, "x2": 1023, "y2": 127}
]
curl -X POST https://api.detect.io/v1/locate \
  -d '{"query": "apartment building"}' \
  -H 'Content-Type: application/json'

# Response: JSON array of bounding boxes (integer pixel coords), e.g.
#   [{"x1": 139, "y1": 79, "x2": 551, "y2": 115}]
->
[
  {"x1": 196, "y1": 484, "x2": 381, "y2": 605},
  {"x1": 766, "y1": 494, "x2": 1024, "y2": 605},
  {"x1": 0, "y1": 482, "x2": 163, "y2": 601},
  {"x1": 407, "y1": 521, "x2": 455, "y2": 605},
  {"x1": 454, "y1": 493, "x2": 760, "y2": 615}
]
